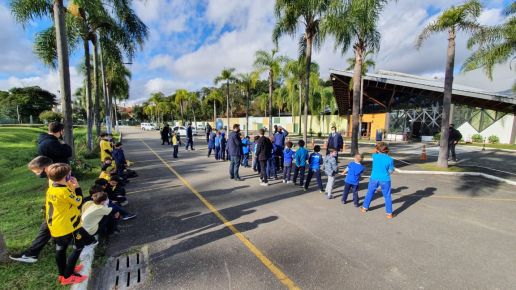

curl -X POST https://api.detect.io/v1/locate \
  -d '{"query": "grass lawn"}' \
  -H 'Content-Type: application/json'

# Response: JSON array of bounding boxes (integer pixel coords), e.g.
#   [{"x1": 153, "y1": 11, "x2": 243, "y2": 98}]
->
[
  {"x1": 462, "y1": 143, "x2": 516, "y2": 150},
  {"x1": 0, "y1": 127, "x2": 106, "y2": 290},
  {"x1": 416, "y1": 163, "x2": 468, "y2": 172}
]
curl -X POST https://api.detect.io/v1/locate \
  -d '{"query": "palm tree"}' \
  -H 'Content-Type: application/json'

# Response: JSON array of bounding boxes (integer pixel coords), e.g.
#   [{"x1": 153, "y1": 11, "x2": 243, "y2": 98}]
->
[
  {"x1": 237, "y1": 72, "x2": 259, "y2": 137},
  {"x1": 323, "y1": 0, "x2": 391, "y2": 155},
  {"x1": 462, "y1": 2, "x2": 515, "y2": 91},
  {"x1": 174, "y1": 89, "x2": 189, "y2": 123},
  {"x1": 417, "y1": 0, "x2": 482, "y2": 168},
  {"x1": 205, "y1": 90, "x2": 224, "y2": 124},
  {"x1": 11, "y1": 0, "x2": 74, "y2": 147},
  {"x1": 254, "y1": 49, "x2": 287, "y2": 136},
  {"x1": 346, "y1": 50, "x2": 376, "y2": 137},
  {"x1": 273, "y1": 0, "x2": 339, "y2": 141},
  {"x1": 214, "y1": 68, "x2": 237, "y2": 130}
]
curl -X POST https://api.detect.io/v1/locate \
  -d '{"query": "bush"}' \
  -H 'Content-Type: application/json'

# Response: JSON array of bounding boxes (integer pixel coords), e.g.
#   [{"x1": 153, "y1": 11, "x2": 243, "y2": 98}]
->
[
  {"x1": 471, "y1": 134, "x2": 483, "y2": 143},
  {"x1": 433, "y1": 132, "x2": 441, "y2": 142},
  {"x1": 317, "y1": 132, "x2": 322, "y2": 137},
  {"x1": 39, "y1": 110, "x2": 62, "y2": 123},
  {"x1": 488, "y1": 135, "x2": 500, "y2": 144}
]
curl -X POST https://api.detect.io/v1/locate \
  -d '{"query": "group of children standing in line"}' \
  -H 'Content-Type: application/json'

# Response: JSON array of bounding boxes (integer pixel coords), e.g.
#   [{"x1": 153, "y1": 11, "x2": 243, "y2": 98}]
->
[
  {"x1": 13, "y1": 130, "x2": 137, "y2": 285},
  {"x1": 226, "y1": 127, "x2": 395, "y2": 219}
]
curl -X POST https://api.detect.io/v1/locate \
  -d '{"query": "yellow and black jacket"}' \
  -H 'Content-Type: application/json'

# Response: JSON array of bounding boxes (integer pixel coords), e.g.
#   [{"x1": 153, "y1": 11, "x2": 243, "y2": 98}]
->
[
  {"x1": 100, "y1": 139, "x2": 113, "y2": 162},
  {"x1": 45, "y1": 183, "x2": 82, "y2": 237}
]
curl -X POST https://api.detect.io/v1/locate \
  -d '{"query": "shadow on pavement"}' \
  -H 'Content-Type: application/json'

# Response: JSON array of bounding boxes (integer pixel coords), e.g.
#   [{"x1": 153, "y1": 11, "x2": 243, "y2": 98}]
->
[{"x1": 366, "y1": 186, "x2": 432, "y2": 214}]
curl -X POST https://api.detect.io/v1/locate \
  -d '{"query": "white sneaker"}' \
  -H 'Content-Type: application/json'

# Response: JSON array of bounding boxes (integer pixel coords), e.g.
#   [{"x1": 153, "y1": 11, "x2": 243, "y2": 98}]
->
[
  {"x1": 260, "y1": 182, "x2": 269, "y2": 186},
  {"x1": 287, "y1": 181, "x2": 292, "y2": 184},
  {"x1": 282, "y1": 180, "x2": 286, "y2": 183}
]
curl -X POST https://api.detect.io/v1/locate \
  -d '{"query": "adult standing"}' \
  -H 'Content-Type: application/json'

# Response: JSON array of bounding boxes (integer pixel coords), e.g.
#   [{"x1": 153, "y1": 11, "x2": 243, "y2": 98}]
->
[
  {"x1": 448, "y1": 124, "x2": 462, "y2": 162},
  {"x1": 227, "y1": 124, "x2": 243, "y2": 181},
  {"x1": 327, "y1": 126, "x2": 343, "y2": 162},
  {"x1": 206, "y1": 123, "x2": 212, "y2": 143},
  {"x1": 161, "y1": 123, "x2": 170, "y2": 145},
  {"x1": 185, "y1": 123, "x2": 195, "y2": 150},
  {"x1": 256, "y1": 128, "x2": 273, "y2": 186},
  {"x1": 37, "y1": 122, "x2": 73, "y2": 164},
  {"x1": 273, "y1": 125, "x2": 289, "y2": 170},
  {"x1": 207, "y1": 130, "x2": 216, "y2": 158}
]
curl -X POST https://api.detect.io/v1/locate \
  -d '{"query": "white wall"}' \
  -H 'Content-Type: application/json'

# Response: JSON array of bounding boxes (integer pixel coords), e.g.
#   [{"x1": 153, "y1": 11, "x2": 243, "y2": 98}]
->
[{"x1": 457, "y1": 114, "x2": 514, "y2": 144}]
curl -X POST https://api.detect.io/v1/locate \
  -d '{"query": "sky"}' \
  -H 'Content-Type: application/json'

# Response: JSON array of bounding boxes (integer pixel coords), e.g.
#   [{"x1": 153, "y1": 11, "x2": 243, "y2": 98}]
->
[{"x1": 0, "y1": 0, "x2": 513, "y2": 105}]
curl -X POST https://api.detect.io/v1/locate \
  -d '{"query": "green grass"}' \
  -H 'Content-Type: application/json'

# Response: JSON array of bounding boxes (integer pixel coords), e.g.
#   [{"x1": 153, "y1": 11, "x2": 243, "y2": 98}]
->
[
  {"x1": 416, "y1": 163, "x2": 468, "y2": 172},
  {"x1": 0, "y1": 127, "x2": 104, "y2": 290},
  {"x1": 462, "y1": 143, "x2": 516, "y2": 150}
]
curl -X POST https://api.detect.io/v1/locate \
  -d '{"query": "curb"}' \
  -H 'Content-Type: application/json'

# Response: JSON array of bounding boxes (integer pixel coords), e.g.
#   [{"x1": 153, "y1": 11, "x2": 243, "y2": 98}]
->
[{"x1": 394, "y1": 168, "x2": 516, "y2": 186}]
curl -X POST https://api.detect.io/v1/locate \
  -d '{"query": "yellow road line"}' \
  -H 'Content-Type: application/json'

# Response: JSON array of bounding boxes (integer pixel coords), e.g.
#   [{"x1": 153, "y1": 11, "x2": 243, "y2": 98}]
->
[{"x1": 140, "y1": 139, "x2": 300, "y2": 290}]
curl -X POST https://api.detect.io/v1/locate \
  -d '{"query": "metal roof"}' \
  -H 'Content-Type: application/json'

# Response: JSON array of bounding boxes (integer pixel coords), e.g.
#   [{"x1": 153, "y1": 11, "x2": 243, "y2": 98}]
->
[{"x1": 330, "y1": 69, "x2": 516, "y2": 114}]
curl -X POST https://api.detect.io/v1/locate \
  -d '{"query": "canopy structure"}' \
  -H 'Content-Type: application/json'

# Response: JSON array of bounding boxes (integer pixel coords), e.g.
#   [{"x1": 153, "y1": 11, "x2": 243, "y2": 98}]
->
[{"x1": 330, "y1": 69, "x2": 516, "y2": 114}]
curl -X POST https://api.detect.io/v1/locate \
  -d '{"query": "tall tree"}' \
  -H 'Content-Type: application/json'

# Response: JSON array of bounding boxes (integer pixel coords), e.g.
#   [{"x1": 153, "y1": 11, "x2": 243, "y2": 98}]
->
[
  {"x1": 205, "y1": 90, "x2": 224, "y2": 124},
  {"x1": 462, "y1": 2, "x2": 515, "y2": 91},
  {"x1": 273, "y1": 0, "x2": 339, "y2": 141},
  {"x1": 174, "y1": 89, "x2": 189, "y2": 123},
  {"x1": 323, "y1": 0, "x2": 390, "y2": 155},
  {"x1": 417, "y1": 0, "x2": 482, "y2": 168},
  {"x1": 214, "y1": 68, "x2": 237, "y2": 130},
  {"x1": 11, "y1": 0, "x2": 74, "y2": 146},
  {"x1": 254, "y1": 49, "x2": 287, "y2": 136},
  {"x1": 237, "y1": 72, "x2": 259, "y2": 137}
]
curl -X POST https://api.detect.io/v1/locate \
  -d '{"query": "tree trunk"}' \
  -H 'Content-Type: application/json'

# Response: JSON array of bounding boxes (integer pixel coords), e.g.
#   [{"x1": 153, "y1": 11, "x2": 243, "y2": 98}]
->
[
  {"x1": 53, "y1": 0, "x2": 74, "y2": 148},
  {"x1": 351, "y1": 44, "x2": 363, "y2": 156},
  {"x1": 99, "y1": 39, "x2": 111, "y2": 134},
  {"x1": 304, "y1": 36, "x2": 314, "y2": 143},
  {"x1": 213, "y1": 102, "x2": 216, "y2": 124},
  {"x1": 92, "y1": 39, "x2": 101, "y2": 136},
  {"x1": 246, "y1": 89, "x2": 250, "y2": 137},
  {"x1": 268, "y1": 70, "x2": 273, "y2": 137},
  {"x1": 437, "y1": 28, "x2": 456, "y2": 168},
  {"x1": 226, "y1": 81, "x2": 230, "y2": 130},
  {"x1": 113, "y1": 97, "x2": 119, "y2": 129},
  {"x1": 298, "y1": 80, "x2": 302, "y2": 135},
  {"x1": 83, "y1": 39, "x2": 94, "y2": 152}
]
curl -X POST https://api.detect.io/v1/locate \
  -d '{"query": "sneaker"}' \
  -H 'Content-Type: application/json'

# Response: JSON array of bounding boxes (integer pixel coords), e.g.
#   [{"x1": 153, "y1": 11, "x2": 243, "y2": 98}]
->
[
  {"x1": 9, "y1": 253, "x2": 37, "y2": 263},
  {"x1": 327, "y1": 194, "x2": 333, "y2": 199},
  {"x1": 319, "y1": 190, "x2": 325, "y2": 194},
  {"x1": 122, "y1": 214, "x2": 137, "y2": 221},
  {"x1": 303, "y1": 188, "x2": 307, "y2": 192},
  {"x1": 260, "y1": 182, "x2": 269, "y2": 186},
  {"x1": 234, "y1": 178, "x2": 244, "y2": 181},
  {"x1": 360, "y1": 207, "x2": 368, "y2": 213},
  {"x1": 282, "y1": 180, "x2": 286, "y2": 183},
  {"x1": 74, "y1": 264, "x2": 84, "y2": 272},
  {"x1": 59, "y1": 274, "x2": 88, "y2": 285},
  {"x1": 287, "y1": 181, "x2": 292, "y2": 184},
  {"x1": 386, "y1": 213, "x2": 394, "y2": 219}
]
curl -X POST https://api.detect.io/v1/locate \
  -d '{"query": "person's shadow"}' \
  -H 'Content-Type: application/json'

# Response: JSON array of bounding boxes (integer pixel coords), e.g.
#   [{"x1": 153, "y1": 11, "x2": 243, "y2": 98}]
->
[{"x1": 367, "y1": 187, "x2": 435, "y2": 215}]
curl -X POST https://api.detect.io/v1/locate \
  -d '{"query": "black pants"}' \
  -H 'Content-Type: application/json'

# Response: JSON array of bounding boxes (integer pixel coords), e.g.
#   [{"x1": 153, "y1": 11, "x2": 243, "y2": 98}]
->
[
  {"x1": 448, "y1": 142, "x2": 457, "y2": 160},
  {"x1": 173, "y1": 145, "x2": 179, "y2": 158},
  {"x1": 293, "y1": 165, "x2": 306, "y2": 186},
  {"x1": 305, "y1": 169, "x2": 323, "y2": 191},
  {"x1": 259, "y1": 160, "x2": 268, "y2": 183},
  {"x1": 54, "y1": 228, "x2": 94, "y2": 278},
  {"x1": 208, "y1": 148, "x2": 214, "y2": 157},
  {"x1": 24, "y1": 220, "x2": 51, "y2": 257},
  {"x1": 161, "y1": 135, "x2": 170, "y2": 145},
  {"x1": 274, "y1": 147, "x2": 283, "y2": 170}
]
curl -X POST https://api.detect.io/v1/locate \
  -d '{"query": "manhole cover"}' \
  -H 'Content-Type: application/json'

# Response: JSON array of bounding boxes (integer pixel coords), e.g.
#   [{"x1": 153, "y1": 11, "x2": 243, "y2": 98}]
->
[{"x1": 96, "y1": 246, "x2": 149, "y2": 290}]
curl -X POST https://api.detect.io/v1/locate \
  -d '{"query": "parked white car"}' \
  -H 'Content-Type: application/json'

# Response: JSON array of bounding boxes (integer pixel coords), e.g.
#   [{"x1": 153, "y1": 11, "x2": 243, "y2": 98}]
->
[
  {"x1": 196, "y1": 124, "x2": 206, "y2": 132},
  {"x1": 141, "y1": 123, "x2": 158, "y2": 131},
  {"x1": 172, "y1": 126, "x2": 198, "y2": 136}
]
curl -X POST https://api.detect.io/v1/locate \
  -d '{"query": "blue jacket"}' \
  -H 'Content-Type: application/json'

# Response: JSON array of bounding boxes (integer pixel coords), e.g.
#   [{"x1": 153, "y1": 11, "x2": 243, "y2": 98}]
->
[
  {"x1": 308, "y1": 152, "x2": 322, "y2": 170},
  {"x1": 327, "y1": 132, "x2": 343, "y2": 151},
  {"x1": 220, "y1": 132, "x2": 227, "y2": 147},
  {"x1": 283, "y1": 148, "x2": 294, "y2": 166},
  {"x1": 294, "y1": 147, "x2": 309, "y2": 167},
  {"x1": 273, "y1": 129, "x2": 289, "y2": 148},
  {"x1": 242, "y1": 139, "x2": 250, "y2": 154},
  {"x1": 208, "y1": 132, "x2": 216, "y2": 149},
  {"x1": 227, "y1": 131, "x2": 243, "y2": 157},
  {"x1": 215, "y1": 136, "x2": 221, "y2": 147}
]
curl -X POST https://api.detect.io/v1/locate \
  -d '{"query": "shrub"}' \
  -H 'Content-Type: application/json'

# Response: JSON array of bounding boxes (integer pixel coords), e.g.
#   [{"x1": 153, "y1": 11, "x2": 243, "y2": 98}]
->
[
  {"x1": 488, "y1": 135, "x2": 500, "y2": 144},
  {"x1": 39, "y1": 110, "x2": 62, "y2": 123},
  {"x1": 317, "y1": 132, "x2": 322, "y2": 137},
  {"x1": 433, "y1": 132, "x2": 441, "y2": 142},
  {"x1": 471, "y1": 134, "x2": 483, "y2": 143}
]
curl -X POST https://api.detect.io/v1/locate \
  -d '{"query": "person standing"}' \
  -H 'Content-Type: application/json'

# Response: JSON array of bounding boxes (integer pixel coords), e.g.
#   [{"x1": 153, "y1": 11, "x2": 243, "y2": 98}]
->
[
  {"x1": 256, "y1": 128, "x2": 273, "y2": 186},
  {"x1": 326, "y1": 126, "x2": 343, "y2": 162},
  {"x1": 273, "y1": 125, "x2": 289, "y2": 170},
  {"x1": 37, "y1": 122, "x2": 73, "y2": 164},
  {"x1": 171, "y1": 131, "x2": 181, "y2": 158},
  {"x1": 448, "y1": 124, "x2": 462, "y2": 162},
  {"x1": 185, "y1": 123, "x2": 195, "y2": 150},
  {"x1": 207, "y1": 130, "x2": 216, "y2": 158},
  {"x1": 161, "y1": 123, "x2": 171, "y2": 145},
  {"x1": 206, "y1": 123, "x2": 212, "y2": 143},
  {"x1": 323, "y1": 149, "x2": 338, "y2": 199},
  {"x1": 227, "y1": 124, "x2": 243, "y2": 181}
]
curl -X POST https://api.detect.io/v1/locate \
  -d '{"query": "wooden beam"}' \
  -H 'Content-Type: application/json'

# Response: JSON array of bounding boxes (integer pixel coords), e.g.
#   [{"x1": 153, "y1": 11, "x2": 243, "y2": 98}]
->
[{"x1": 364, "y1": 92, "x2": 388, "y2": 109}]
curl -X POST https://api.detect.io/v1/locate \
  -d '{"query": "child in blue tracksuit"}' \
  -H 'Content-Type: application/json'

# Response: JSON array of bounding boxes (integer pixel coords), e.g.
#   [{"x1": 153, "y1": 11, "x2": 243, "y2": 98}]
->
[
  {"x1": 207, "y1": 131, "x2": 216, "y2": 158},
  {"x1": 282, "y1": 141, "x2": 294, "y2": 183},
  {"x1": 241, "y1": 136, "x2": 250, "y2": 167},
  {"x1": 304, "y1": 145, "x2": 323, "y2": 192},
  {"x1": 252, "y1": 136, "x2": 261, "y2": 173},
  {"x1": 220, "y1": 131, "x2": 227, "y2": 160},
  {"x1": 293, "y1": 140, "x2": 308, "y2": 186},
  {"x1": 214, "y1": 132, "x2": 222, "y2": 160},
  {"x1": 361, "y1": 142, "x2": 395, "y2": 218},
  {"x1": 341, "y1": 154, "x2": 365, "y2": 207},
  {"x1": 266, "y1": 136, "x2": 277, "y2": 179}
]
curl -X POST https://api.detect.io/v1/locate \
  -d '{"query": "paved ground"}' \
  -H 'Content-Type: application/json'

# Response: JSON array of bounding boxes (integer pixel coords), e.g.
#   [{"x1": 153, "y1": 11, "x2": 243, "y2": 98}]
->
[{"x1": 95, "y1": 127, "x2": 516, "y2": 290}]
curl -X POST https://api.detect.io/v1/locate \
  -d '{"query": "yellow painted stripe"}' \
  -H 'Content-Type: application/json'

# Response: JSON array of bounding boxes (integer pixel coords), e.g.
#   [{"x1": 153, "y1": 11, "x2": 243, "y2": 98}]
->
[{"x1": 140, "y1": 139, "x2": 300, "y2": 290}]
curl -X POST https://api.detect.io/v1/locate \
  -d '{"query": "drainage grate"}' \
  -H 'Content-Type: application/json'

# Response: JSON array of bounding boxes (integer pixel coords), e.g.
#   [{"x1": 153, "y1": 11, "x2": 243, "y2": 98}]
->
[{"x1": 100, "y1": 246, "x2": 149, "y2": 290}]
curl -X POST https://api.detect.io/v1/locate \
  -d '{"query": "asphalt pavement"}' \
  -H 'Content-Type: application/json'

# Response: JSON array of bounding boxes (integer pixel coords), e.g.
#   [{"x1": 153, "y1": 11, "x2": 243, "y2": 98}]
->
[{"x1": 95, "y1": 127, "x2": 516, "y2": 290}]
